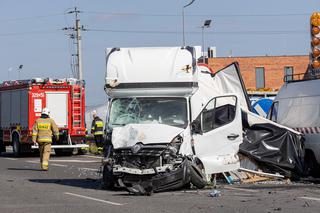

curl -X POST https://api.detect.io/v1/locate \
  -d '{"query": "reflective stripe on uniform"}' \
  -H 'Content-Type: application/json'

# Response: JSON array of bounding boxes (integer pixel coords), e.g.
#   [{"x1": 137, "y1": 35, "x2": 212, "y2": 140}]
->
[
  {"x1": 38, "y1": 123, "x2": 51, "y2": 130},
  {"x1": 42, "y1": 161, "x2": 49, "y2": 170},
  {"x1": 96, "y1": 121, "x2": 104, "y2": 127},
  {"x1": 38, "y1": 139, "x2": 52, "y2": 143},
  {"x1": 37, "y1": 137, "x2": 52, "y2": 143},
  {"x1": 94, "y1": 131, "x2": 104, "y2": 135}
]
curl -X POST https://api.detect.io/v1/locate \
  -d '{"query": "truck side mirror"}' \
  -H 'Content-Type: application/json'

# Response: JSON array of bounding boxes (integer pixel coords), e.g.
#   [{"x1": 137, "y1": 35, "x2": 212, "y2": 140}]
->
[{"x1": 191, "y1": 119, "x2": 202, "y2": 135}]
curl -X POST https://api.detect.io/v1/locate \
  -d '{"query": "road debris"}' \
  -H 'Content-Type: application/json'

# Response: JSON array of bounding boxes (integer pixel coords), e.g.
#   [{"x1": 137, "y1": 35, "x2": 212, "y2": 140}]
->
[
  {"x1": 227, "y1": 168, "x2": 285, "y2": 184},
  {"x1": 209, "y1": 189, "x2": 221, "y2": 197},
  {"x1": 303, "y1": 201, "x2": 310, "y2": 207}
]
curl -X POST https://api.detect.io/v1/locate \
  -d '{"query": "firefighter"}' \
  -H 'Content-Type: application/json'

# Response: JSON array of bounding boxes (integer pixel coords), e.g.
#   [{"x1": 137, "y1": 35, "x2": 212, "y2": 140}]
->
[
  {"x1": 32, "y1": 108, "x2": 59, "y2": 171},
  {"x1": 91, "y1": 110, "x2": 105, "y2": 149}
]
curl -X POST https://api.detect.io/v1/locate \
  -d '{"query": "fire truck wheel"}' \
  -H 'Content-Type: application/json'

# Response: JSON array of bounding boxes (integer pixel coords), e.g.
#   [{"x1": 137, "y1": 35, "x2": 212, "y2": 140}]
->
[
  {"x1": 54, "y1": 148, "x2": 74, "y2": 156},
  {"x1": 12, "y1": 134, "x2": 21, "y2": 157},
  {"x1": 77, "y1": 148, "x2": 88, "y2": 155}
]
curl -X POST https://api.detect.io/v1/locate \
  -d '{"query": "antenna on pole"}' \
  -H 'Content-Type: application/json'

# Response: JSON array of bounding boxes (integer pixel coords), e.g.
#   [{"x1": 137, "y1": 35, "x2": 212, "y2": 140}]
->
[{"x1": 63, "y1": 7, "x2": 86, "y2": 80}]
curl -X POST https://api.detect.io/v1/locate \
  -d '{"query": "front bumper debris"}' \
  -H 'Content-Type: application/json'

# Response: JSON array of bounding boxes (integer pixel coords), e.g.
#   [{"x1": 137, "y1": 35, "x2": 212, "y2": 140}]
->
[{"x1": 113, "y1": 164, "x2": 173, "y2": 175}]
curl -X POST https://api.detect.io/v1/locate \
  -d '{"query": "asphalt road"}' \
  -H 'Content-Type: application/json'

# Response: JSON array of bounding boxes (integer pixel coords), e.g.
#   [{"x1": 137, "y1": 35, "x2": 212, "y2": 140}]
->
[{"x1": 1, "y1": 149, "x2": 320, "y2": 213}]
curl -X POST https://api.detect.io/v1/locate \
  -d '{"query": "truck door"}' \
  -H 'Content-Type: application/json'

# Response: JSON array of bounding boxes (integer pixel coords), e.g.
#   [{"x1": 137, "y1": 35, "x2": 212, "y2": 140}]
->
[
  {"x1": 192, "y1": 95, "x2": 242, "y2": 174},
  {"x1": 46, "y1": 92, "x2": 68, "y2": 128}
]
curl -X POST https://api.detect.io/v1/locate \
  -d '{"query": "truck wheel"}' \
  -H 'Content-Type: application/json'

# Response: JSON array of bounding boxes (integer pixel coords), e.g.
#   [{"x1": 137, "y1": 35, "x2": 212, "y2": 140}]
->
[
  {"x1": 12, "y1": 135, "x2": 21, "y2": 157},
  {"x1": 54, "y1": 148, "x2": 74, "y2": 156},
  {"x1": 0, "y1": 140, "x2": 6, "y2": 154},
  {"x1": 102, "y1": 164, "x2": 115, "y2": 190},
  {"x1": 189, "y1": 161, "x2": 207, "y2": 189},
  {"x1": 77, "y1": 148, "x2": 88, "y2": 155},
  {"x1": 305, "y1": 151, "x2": 320, "y2": 177}
]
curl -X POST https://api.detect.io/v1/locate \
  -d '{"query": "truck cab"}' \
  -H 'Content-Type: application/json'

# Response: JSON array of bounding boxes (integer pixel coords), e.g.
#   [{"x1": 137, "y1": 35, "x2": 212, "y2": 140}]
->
[{"x1": 102, "y1": 47, "x2": 250, "y2": 194}]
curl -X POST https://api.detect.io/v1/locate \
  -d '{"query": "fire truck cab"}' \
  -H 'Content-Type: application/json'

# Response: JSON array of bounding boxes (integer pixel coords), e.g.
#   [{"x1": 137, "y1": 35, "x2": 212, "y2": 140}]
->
[{"x1": 0, "y1": 78, "x2": 88, "y2": 156}]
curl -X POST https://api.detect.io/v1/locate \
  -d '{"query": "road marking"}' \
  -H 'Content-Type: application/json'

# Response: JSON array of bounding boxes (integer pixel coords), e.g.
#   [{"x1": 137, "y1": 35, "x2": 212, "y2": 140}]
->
[
  {"x1": 82, "y1": 155, "x2": 103, "y2": 159},
  {"x1": 26, "y1": 160, "x2": 39, "y2": 164},
  {"x1": 50, "y1": 160, "x2": 99, "y2": 163},
  {"x1": 79, "y1": 167, "x2": 99, "y2": 171},
  {"x1": 223, "y1": 186, "x2": 257, "y2": 193},
  {"x1": 2, "y1": 158, "x2": 18, "y2": 161},
  {"x1": 64, "y1": 192, "x2": 125, "y2": 206},
  {"x1": 27, "y1": 160, "x2": 99, "y2": 164},
  {"x1": 299, "y1": 196, "x2": 320, "y2": 201},
  {"x1": 51, "y1": 163, "x2": 68, "y2": 167}
]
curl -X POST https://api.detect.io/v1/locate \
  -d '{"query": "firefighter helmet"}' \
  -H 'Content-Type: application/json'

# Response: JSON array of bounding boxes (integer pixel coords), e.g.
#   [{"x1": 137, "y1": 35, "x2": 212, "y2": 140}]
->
[
  {"x1": 41, "y1": 108, "x2": 50, "y2": 116},
  {"x1": 92, "y1": 110, "x2": 97, "y2": 118}
]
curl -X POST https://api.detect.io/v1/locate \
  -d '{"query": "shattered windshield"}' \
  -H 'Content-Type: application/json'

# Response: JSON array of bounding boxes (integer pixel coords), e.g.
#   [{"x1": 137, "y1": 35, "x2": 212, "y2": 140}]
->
[{"x1": 108, "y1": 98, "x2": 187, "y2": 128}]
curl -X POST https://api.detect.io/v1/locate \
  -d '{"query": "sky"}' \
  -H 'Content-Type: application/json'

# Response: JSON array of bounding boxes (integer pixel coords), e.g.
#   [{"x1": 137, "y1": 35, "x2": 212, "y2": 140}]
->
[{"x1": 0, "y1": 0, "x2": 319, "y2": 105}]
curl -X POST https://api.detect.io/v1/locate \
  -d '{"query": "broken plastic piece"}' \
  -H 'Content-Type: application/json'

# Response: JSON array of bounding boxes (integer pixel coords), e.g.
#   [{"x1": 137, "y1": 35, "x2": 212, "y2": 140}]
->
[{"x1": 209, "y1": 189, "x2": 221, "y2": 197}]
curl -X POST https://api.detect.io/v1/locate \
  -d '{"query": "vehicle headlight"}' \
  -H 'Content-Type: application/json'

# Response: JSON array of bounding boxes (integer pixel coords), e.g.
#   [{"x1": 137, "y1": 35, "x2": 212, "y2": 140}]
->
[{"x1": 169, "y1": 134, "x2": 183, "y2": 154}]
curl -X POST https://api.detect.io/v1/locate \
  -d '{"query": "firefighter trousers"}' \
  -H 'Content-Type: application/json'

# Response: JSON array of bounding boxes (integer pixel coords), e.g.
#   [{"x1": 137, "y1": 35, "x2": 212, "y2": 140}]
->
[
  {"x1": 94, "y1": 135, "x2": 104, "y2": 148},
  {"x1": 38, "y1": 142, "x2": 51, "y2": 170}
]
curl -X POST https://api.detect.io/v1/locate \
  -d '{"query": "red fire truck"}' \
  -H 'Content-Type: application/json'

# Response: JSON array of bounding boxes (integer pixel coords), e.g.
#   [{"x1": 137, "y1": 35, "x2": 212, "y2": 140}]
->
[{"x1": 0, "y1": 78, "x2": 88, "y2": 156}]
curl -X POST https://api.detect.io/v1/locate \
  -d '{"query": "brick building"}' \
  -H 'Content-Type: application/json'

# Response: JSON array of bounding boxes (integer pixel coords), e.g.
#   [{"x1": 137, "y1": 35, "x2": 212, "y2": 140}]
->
[{"x1": 208, "y1": 55, "x2": 309, "y2": 91}]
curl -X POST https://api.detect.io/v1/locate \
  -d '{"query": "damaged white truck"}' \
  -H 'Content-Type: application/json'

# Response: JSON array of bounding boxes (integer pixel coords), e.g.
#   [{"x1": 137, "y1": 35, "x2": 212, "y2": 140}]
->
[{"x1": 102, "y1": 46, "x2": 305, "y2": 194}]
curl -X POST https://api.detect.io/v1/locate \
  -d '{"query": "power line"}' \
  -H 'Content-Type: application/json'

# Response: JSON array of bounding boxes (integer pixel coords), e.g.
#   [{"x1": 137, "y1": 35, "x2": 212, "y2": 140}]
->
[
  {"x1": 88, "y1": 28, "x2": 308, "y2": 35},
  {"x1": 0, "y1": 13, "x2": 64, "y2": 23},
  {"x1": 0, "y1": 30, "x2": 60, "y2": 37},
  {"x1": 0, "y1": 11, "x2": 309, "y2": 24},
  {"x1": 84, "y1": 11, "x2": 309, "y2": 18},
  {"x1": 0, "y1": 28, "x2": 308, "y2": 37}
]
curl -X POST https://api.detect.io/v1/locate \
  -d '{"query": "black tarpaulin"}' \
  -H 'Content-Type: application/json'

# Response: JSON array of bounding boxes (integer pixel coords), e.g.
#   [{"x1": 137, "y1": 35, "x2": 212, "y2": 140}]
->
[{"x1": 239, "y1": 123, "x2": 305, "y2": 178}]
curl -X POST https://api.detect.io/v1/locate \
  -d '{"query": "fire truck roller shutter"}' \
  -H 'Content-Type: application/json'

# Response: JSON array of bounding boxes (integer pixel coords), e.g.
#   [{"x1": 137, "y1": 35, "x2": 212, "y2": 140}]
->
[{"x1": 45, "y1": 92, "x2": 68, "y2": 128}]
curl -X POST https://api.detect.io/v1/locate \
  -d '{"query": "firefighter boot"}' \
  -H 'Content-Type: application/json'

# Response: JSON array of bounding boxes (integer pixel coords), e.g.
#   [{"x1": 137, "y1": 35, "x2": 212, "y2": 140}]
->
[{"x1": 42, "y1": 161, "x2": 49, "y2": 171}]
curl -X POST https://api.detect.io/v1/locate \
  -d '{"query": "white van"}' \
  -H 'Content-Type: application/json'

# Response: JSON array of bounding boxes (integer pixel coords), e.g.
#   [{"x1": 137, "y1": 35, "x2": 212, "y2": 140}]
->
[
  {"x1": 268, "y1": 77, "x2": 320, "y2": 174},
  {"x1": 103, "y1": 46, "x2": 303, "y2": 194}
]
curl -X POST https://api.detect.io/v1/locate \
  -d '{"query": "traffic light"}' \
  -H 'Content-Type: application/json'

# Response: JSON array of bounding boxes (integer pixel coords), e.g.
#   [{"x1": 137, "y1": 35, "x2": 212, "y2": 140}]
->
[{"x1": 310, "y1": 12, "x2": 320, "y2": 69}]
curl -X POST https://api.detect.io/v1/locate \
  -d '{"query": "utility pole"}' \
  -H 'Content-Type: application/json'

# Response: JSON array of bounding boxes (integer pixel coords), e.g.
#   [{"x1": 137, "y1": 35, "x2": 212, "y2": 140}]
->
[{"x1": 63, "y1": 7, "x2": 85, "y2": 80}]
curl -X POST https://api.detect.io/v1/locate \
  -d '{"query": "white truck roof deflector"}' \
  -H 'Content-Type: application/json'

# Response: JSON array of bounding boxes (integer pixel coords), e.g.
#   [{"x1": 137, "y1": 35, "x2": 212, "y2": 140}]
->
[{"x1": 105, "y1": 47, "x2": 198, "y2": 97}]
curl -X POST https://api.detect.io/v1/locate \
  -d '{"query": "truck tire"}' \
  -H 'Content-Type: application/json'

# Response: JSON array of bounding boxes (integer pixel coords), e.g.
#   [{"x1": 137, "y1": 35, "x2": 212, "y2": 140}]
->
[
  {"x1": 188, "y1": 162, "x2": 207, "y2": 189},
  {"x1": 12, "y1": 135, "x2": 21, "y2": 157},
  {"x1": 77, "y1": 148, "x2": 88, "y2": 155},
  {"x1": 0, "y1": 140, "x2": 6, "y2": 154},
  {"x1": 305, "y1": 151, "x2": 320, "y2": 177},
  {"x1": 54, "y1": 148, "x2": 74, "y2": 156},
  {"x1": 102, "y1": 164, "x2": 115, "y2": 190}
]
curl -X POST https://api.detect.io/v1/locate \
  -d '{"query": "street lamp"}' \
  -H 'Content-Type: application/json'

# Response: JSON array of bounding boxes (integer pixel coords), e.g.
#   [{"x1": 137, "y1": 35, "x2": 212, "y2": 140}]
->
[
  {"x1": 182, "y1": 0, "x2": 195, "y2": 46},
  {"x1": 17, "y1": 65, "x2": 23, "y2": 80},
  {"x1": 201, "y1": 19, "x2": 212, "y2": 63}
]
